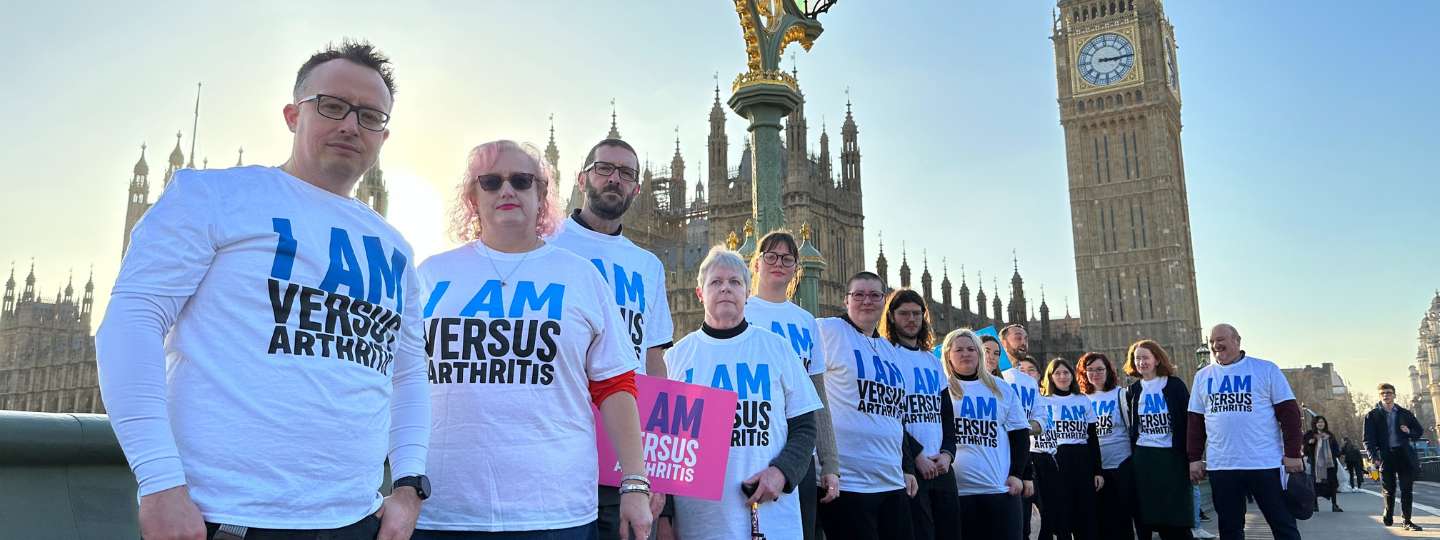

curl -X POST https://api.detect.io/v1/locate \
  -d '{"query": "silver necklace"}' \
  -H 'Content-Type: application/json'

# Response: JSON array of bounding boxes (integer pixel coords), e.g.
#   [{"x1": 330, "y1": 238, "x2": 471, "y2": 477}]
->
[{"x1": 476, "y1": 237, "x2": 541, "y2": 287}]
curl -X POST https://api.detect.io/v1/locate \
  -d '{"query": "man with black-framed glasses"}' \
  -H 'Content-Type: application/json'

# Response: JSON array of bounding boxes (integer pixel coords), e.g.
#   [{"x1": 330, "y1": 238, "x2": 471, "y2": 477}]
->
[
  {"x1": 97, "y1": 40, "x2": 430, "y2": 540},
  {"x1": 1364, "y1": 383, "x2": 1425, "y2": 531},
  {"x1": 549, "y1": 138, "x2": 675, "y2": 540}
]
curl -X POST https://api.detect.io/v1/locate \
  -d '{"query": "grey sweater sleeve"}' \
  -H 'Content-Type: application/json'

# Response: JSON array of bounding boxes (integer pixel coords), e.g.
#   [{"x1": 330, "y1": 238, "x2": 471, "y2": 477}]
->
[
  {"x1": 810, "y1": 373, "x2": 841, "y2": 478},
  {"x1": 770, "y1": 411, "x2": 818, "y2": 492}
]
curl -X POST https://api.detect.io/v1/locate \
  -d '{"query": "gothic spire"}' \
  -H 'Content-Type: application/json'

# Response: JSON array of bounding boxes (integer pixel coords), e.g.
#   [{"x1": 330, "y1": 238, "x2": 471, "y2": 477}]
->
[
  {"x1": 133, "y1": 143, "x2": 149, "y2": 177},
  {"x1": 168, "y1": 131, "x2": 185, "y2": 168},
  {"x1": 544, "y1": 114, "x2": 560, "y2": 171},
  {"x1": 607, "y1": 98, "x2": 621, "y2": 139}
]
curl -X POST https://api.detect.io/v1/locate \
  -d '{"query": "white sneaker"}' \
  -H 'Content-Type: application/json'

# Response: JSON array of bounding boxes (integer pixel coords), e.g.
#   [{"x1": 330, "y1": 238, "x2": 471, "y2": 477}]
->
[{"x1": 1191, "y1": 528, "x2": 1218, "y2": 539}]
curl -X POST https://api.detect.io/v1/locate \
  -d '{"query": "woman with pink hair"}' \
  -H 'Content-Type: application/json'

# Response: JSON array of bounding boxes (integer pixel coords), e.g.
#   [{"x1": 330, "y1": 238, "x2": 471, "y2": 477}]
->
[{"x1": 414, "y1": 140, "x2": 653, "y2": 539}]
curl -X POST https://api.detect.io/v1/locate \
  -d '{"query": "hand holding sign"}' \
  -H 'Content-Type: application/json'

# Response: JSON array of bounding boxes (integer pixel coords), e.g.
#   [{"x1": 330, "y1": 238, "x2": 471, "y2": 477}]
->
[{"x1": 595, "y1": 375, "x2": 740, "y2": 501}]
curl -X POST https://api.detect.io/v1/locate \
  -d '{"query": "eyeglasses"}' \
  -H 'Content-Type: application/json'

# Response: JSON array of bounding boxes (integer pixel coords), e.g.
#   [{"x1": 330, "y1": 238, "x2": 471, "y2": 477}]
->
[
  {"x1": 297, "y1": 94, "x2": 390, "y2": 132},
  {"x1": 847, "y1": 291, "x2": 884, "y2": 302},
  {"x1": 761, "y1": 252, "x2": 797, "y2": 268},
  {"x1": 476, "y1": 173, "x2": 536, "y2": 192},
  {"x1": 584, "y1": 161, "x2": 640, "y2": 182}
]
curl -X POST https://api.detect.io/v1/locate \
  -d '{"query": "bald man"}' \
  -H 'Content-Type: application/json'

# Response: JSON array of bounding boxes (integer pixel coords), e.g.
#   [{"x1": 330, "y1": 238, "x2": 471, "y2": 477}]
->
[{"x1": 1185, "y1": 324, "x2": 1303, "y2": 540}]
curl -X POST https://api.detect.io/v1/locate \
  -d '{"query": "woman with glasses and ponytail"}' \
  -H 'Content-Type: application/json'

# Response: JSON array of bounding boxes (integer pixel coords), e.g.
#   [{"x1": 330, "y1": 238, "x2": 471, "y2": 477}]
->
[
  {"x1": 939, "y1": 328, "x2": 1029, "y2": 540},
  {"x1": 1041, "y1": 357, "x2": 1103, "y2": 540},
  {"x1": 746, "y1": 230, "x2": 841, "y2": 540},
  {"x1": 1122, "y1": 340, "x2": 1195, "y2": 539},
  {"x1": 414, "y1": 140, "x2": 653, "y2": 539},
  {"x1": 1080, "y1": 352, "x2": 1137, "y2": 540}
]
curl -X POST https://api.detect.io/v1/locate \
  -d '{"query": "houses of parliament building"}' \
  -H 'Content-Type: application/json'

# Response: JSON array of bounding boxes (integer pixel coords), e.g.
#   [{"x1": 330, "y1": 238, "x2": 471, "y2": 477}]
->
[{"x1": 6, "y1": 0, "x2": 1230, "y2": 412}]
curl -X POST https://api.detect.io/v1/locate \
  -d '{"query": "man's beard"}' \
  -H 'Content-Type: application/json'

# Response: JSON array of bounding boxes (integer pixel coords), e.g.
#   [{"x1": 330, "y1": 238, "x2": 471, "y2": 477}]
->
[{"x1": 585, "y1": 182, "x2": 634, "y2": 220}]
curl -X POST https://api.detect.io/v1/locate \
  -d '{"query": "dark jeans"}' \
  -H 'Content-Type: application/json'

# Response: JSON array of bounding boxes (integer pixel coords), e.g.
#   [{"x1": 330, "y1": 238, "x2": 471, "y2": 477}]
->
[
  {"x1": 1207, "y1": 468, "x2": 1299, "y2": 540},
  {"x1": 818, "y1": 489, "x2": 912, "y2": 540},
  {"x1": 1381, "y1": 448, "x2": 1417, "y2": 521},
  {"x1": 957, "y1": 492, "x2": 1021, "y2": 540},
  {"x1": 1028, "y1": 452, "x2": 1060, "y2": 540},
  {"x1": 1054, "y1": 445, "x2": 1098, "y2": 540},
  {"x1": 1097, "y1": 458, "x2": 1137, "y2": 540},
  {"x1": 203, "y1": 514, "x2": 379, "y2": 540},
  {"x1": 909, "y1": 469, "x2": 960, "y2": 540},
  {"x1": 1345, "y1": 461, "x2": 1364, "y2": 489},
  {"x1": 414, "y1": 522, "x2": 597, "y2": 540}
]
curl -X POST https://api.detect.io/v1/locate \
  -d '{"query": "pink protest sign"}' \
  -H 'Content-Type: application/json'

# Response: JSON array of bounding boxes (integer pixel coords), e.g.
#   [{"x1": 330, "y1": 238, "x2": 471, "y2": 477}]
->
[{"x1": 595, "y1": 374, "x2": 738, "y2": 501}]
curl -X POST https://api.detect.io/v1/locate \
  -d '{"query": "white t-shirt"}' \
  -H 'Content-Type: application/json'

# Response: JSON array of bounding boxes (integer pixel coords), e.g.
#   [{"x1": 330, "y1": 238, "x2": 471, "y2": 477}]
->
[
  {"x1": 1047, "y1": 393, "x2": 1098, "y2": 447},
  {"x1": 416, "y1": 242, "x2": 634, "y2": 531},
  {"x1": 1029, "y1": 395, "x2": 1060, "y2": 454},
  {"x1": 745, "y1": 296, "x2": 826, "y2": 376},
  {"x1": 897, "y1": 345, "x2": 946, "y2": 456},
  {"x1": 817, "y1": 317, "x2": 908, "y2": 493},
  {"x1": 549, "y1": 216, "x2": 674, "y2": 374},
  {"x1": 1001, "y1": 368, "x2": 1044, "y2": 428},
  {"x1": 1137, "y1": 377, "x2": 1173, "y2": 449},
  {"x1": 666, "y1": 324, "x2": 823, "y2": 540},
  {"x1": 110, "y1": 166, "x2": 429, "y2": 529},
  {"x1": 1187, "y1": 355, "x2": 1295, "y2": 471},
  {"x1": 950, "y1": 379, "x2": 1029, "y2": 496},
  {"x1": 1088, "y1": 388, "x2": 1132, "y2": 469}
]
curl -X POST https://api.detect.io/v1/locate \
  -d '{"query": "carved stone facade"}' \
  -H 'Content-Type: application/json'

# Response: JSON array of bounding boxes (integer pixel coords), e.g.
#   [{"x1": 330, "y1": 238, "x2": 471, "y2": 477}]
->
[
  {"x1": 561, "y1": 77, "x2": 865, "y2": 341},
  {"x1": 1053, "y1": 0, "x2": 1203, "y2": 382},
  {"x1": 1409, "y1": 292, "x2": 1440, "y2": 434},
  {"x1": 0, "y1": 265, "x2": 100, "y2": 413}
]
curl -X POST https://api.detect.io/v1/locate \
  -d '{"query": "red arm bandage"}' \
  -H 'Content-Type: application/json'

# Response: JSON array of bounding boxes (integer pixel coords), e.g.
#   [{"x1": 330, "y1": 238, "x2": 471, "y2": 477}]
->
[{"x1": 590, "y1": 370, "x2": 638, "y2": 407}]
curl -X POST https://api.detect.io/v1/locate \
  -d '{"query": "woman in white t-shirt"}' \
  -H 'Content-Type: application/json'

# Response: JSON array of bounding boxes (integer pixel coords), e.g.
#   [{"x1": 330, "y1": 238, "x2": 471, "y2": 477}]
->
[
  {"x1": 667, "y1": 247, "x2": 823, "y2": 540},
  {"x1": 1121, "y1": 340, "x2": 1194, "y2": 540},
  {"x1": 745, "y1": 230, "x2": 840, "y2": 540},
  {"x1": 939, "y1": 328, "x2": 1029, "y2": 540},
  {"x1": 1040, "y1": 357, "x2": 1103, "y2": 540},
  {"x1": 414, "y1": 140, "x2": 653, "y2": 539},
  {"x1": 1079, "y1": 352, "x2": 1136, "y2": 540}
]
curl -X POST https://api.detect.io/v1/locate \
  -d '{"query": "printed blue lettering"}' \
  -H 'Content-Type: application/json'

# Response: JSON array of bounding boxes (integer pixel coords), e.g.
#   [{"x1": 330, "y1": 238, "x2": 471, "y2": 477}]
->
[
  {"x1": 458, "y1": 280, "x2": 504, "y2": 317},
  {"x1": 318, "y1": 228, "x2": 365, "y2": 298},
  {"x1": 362, "y1": 236, "x2": 407, "y2": 313},
  {"x1": 270, "y1": 218, "x2": 297, "y2": 280},
  {"x1": 736, "y1": 363, "x2": 772, "y2": 400},
  {"x1": 422, "y1": 281, "x2": 450, "y2": 318},
  {"x1": 509, "y1": 281, "x2": 565, "y2": 319}
]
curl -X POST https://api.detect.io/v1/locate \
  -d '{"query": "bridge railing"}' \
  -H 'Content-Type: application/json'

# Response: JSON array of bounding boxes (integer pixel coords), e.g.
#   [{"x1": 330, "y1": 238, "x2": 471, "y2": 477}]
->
[{"x1": 0, "y1": 411, "x2": 139, "y2": 539}]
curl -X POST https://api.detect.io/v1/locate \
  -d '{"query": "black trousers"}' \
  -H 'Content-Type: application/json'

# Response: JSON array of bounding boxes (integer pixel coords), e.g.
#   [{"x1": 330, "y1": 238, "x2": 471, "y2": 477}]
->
[
  {"x1": 1207, "y1": 468, "x2": 1299, "y2": 540},
  {"x1": 957, "y1": 492, "x2": 1021, "y2": 540},
  {"x1": 909, "y1": 469, "x2": 960, "y2": 540},
  {"x1": 1031, "y1": 455, "x2": 1065, "y2": 540},
  {"x1": 818, "y1": 489, "x2": 912, "y2": 540},
  {"x1": 203, "y1": 515, "x2": 379, "y2": 540},
  {"x1": 800, "y1": 460, "x2": 820, "y2": 540},
  {"x1": 1381, "y1": 449, "x2": 1417, "y2": 521},
  {"x1": 1052, "y1": 445, "x2": 1098, "y2": 540},
  {"x1": 1097, "y1": 458, "x2": 1137, "y2": 540},
  {"x1": 414, "y1": 523, "x2": 597, "y2": 540},
  {"x1": 1345, "y1": 460, "x2": 1364, "y2": 488}
]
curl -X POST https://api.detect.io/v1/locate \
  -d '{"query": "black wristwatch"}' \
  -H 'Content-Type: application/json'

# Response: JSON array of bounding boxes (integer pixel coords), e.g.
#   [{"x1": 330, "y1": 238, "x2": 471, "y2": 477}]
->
[{"x1": 393, "y1": 475, "x2": 431, "y2": 500}]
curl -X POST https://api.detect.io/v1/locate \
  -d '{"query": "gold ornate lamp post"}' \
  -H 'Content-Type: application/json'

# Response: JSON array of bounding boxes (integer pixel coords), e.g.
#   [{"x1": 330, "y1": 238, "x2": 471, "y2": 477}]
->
[{"x1": 729, "y1": 0, "x2": 836, "y2": 237}]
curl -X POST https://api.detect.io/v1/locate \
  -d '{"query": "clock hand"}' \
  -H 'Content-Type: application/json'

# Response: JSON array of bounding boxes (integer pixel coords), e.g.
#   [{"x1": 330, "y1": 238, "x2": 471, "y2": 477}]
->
[{"x1": 1098, "y1": 53, "x2": 1135, "y2": 63}]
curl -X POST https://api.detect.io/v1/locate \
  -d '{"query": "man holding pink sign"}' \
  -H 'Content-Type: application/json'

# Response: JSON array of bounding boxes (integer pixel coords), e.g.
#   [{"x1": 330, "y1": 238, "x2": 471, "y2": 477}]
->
[{"x1": 665, "y1": 247, "x2": 822, "y2": 539}]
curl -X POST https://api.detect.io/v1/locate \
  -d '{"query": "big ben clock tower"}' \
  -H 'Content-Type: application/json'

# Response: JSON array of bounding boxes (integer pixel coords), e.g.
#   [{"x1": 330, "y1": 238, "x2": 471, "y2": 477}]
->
[{"x1": 1053, "y1": 0, "x2": 1203, "y2": 381}]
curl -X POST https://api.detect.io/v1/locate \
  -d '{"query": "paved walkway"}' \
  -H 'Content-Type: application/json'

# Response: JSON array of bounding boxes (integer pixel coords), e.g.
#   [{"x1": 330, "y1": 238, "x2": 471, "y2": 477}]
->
[{"x1": 1217, "y1": 485, "x2": 1440, "y2": 539}]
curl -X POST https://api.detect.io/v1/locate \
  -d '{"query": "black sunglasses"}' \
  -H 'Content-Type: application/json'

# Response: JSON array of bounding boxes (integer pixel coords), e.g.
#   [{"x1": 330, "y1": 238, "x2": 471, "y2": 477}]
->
[{"x1": 476, "y1": 173, "x2": 536, "y2": 192}]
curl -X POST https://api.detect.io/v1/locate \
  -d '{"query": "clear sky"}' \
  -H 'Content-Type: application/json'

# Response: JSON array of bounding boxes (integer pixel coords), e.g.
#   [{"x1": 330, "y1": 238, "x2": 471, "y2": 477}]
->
[{"x1": 2, "y1": 1, "x2": 1436, "y2": 402}]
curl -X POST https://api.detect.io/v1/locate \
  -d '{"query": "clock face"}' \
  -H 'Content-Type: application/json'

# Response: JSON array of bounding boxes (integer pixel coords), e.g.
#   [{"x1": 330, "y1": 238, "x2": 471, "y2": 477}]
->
[{"x1": 1077, "y1": 33, "x2": 1136, "y2": 86}]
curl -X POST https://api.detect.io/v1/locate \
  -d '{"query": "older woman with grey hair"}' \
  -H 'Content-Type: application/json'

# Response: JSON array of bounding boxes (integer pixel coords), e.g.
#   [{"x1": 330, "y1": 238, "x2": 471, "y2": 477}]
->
[{"x1": 666, "y1": 246, "x2": 823, "y2": 540}]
